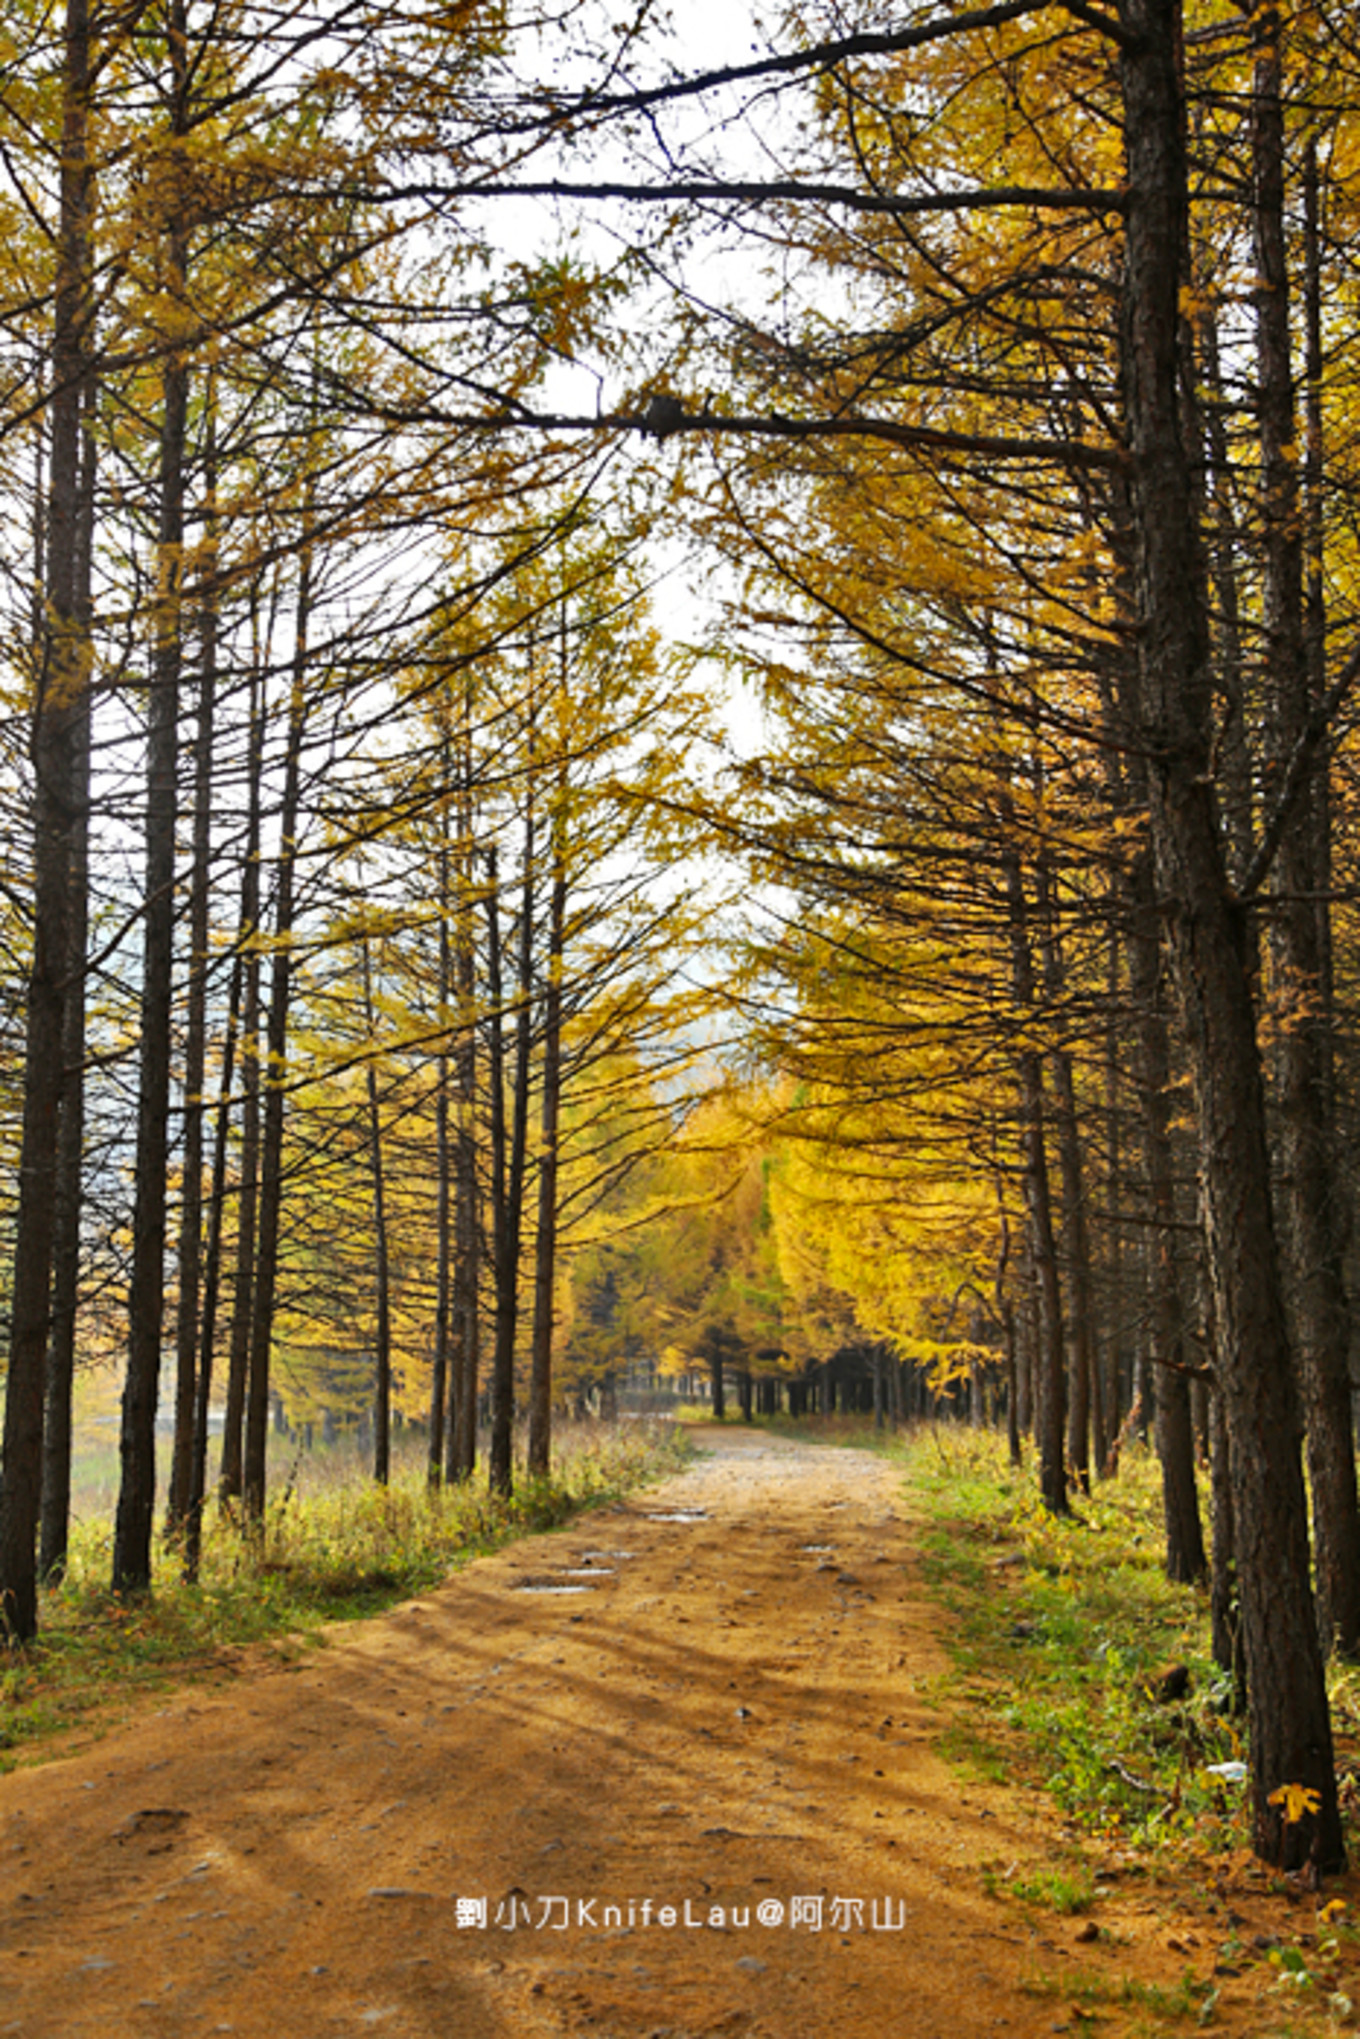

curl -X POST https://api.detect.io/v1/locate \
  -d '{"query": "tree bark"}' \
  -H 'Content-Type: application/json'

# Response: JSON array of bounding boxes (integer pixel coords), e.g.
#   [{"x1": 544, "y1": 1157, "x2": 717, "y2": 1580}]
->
[
  {"x1": 242, "y1": 546, "x2": 311, "y2": 1523},
  {"x1": 1117, "y1": 0, "x2": 1342, "y2": 1869},
  {"x1": 1249, "y1": 7, "x2": 1360, "y2": 1660},
  {"x1": 39, "y1": 356, "x2": 95, "y2": 1586},
  {"x1": 167, "y1": 383, "x2": 217, "y2": 1536},
  {"x1": 485, "y1": 847, "x2": 515, "y2": 1495},
  {"x1": 526, "y1": 784, "x2": 566, "y2": 1478},
  {"x1": 1036, "y1": 845, "x2": 1098, "y2": 1493},
  {"x1": 1127, "y1": 850, "x2": 1205, "y2": 1584},
  {"x1": 113, "y1": 0, "x2": 190, "y2": 1590},
  {"x1": 11, "y1": 24, "x2": 94, "y2": 1617},
  {"x1": 428, "y1": 765, "x2": 451, "y2": 1489},
  {"x1": 447, "y1": 750, "x2": 480, "y2": 1483},
  {"x1": 184, "y1": 956, "x2": 240, "y2": 1581},
  {"x1": 1000, "y1": 833, "x2": 1066, "y2": 1514},
  {"x1": 363, "y1": 934, "x2": 392, "y2": 1486},
  {"x1": 218, "y1": 659, "x2": 262, "y2": 1503}
]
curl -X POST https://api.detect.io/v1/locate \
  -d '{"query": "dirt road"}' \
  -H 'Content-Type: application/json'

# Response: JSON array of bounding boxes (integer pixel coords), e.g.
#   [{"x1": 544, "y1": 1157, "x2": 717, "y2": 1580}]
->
[{"x1": 0, "y1": 1430, "x2": 1253, "y2": 2037}]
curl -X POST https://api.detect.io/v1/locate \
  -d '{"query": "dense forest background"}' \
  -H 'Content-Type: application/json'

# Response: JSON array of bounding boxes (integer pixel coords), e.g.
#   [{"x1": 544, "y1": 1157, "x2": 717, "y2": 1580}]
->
[{"x1": 2, "y1": 0, "x2": 1360, "y2": 1871}]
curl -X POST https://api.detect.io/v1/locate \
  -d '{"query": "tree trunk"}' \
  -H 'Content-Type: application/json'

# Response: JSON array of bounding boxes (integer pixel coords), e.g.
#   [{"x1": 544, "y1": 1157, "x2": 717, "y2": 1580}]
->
[
  {"x1": 1001, "y1": 834, "x2": 1066, "y2": 1514},
  {"x1": 218, "y1": 659, "x2": 262, "y2": 1503},
  {"x1": 447, "y1": 765, "x2": 480, "y2": 1483},
  {"x1": 39, "y1": 358, "x2": 95, "y2": 1586},
  {"x1": 363, "y1": 934, "x2": 392, "y2": 1487},
  {"x1": 113, "y1": 5, "x2": 190, "y2": 1589},
  {"x1": 1249, "y1": 8, "x2": 1360, "y2": 1661},
  {"x1": 485, "y1": 847, "x2": 515, "y2": 1496},
  {"x1": 242, "y1": 546, "x2": 311, "y2": 1524},
  {"x1": 167, "y1": 384, "x2": 217, "y2": 1536},
  {"x1": 526, "y1": 809, "x2": 565, "y2": 1479},
  {"x1": 184, "y1": 956, "x2": 240, "y2": 1581},
  {"x1": 428, "y1": 768, "x2": 451, "y2": 1489},
  {"x1": 3, "y1": 0, "x2": 91, "y2": 1631},
  {"x1": 1128, "y1": 851, "x2": 1206, "y2": 1584},
  {"x1": 1117, "y1": 0, "x2": 1342, "y2": 1869}
]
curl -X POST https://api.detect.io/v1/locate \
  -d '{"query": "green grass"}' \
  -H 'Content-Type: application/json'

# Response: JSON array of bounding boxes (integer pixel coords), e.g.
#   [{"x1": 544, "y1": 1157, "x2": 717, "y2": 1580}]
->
[
  {"x1": 889, "y1": 1428, "x2": 1255, "y2": 1853},
  {"x1": 1008, "y1": 1863, "x2": 1097, "y2": 1914},
  {"x1": 0, "y1": 1419, "x2": 690, "y2": 1766},
  {"x1": 1022, "y1": 1964, "x2": 1209, "y2": 2019}
]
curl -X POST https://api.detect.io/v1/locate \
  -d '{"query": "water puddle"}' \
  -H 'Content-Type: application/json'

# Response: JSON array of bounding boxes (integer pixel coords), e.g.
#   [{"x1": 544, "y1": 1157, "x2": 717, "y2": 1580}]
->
[
  {"x1": 557, "y1": 1567, "x2": 616, "y2": 1579},
  {"x1": 644, "y1": 1511, "x2": 707, "y2": 1524},
  {"x1": 513, "y1": 1579, "x2": 598, "y2": 1595}
]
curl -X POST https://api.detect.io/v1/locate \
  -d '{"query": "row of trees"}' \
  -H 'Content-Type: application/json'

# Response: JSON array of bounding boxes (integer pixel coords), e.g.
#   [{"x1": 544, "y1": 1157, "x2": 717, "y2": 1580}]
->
[
  {"x1": 0, "y1": 0, "x2": 719, "y2": 1630},
  {"x1": 563, "y1": 0, "x2": 1359, "y2": 1873}
]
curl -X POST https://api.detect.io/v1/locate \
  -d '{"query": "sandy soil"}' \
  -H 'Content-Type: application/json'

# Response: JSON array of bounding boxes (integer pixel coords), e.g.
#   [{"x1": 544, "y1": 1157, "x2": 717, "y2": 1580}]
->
[{"x1": 0, "y1": 1429, "x2": 1324, "y2": 2037}]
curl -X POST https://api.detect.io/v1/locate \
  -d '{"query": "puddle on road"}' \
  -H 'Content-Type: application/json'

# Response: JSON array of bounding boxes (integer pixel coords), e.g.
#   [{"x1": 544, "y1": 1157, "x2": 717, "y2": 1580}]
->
[
  {"x1": 798, "y1": 1544, "x2": 836, "y2": 1554},
  {"x1": 513, "y1": 1579, "x2": 598, "y2": 1595},
  {"x1": 557, "y1": 1567, "x2": 616, "y2": 1579},
  {"x1": 578, "y1": 1549, "x2": 635, "y2": 1562},
  {"x1": 644, "y1": 1511, "x2": 708, "y2": 1524}
]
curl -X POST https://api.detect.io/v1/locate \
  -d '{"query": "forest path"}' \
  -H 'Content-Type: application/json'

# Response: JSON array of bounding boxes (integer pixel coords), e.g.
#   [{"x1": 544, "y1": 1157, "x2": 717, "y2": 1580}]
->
[{"x1": 0, "y1": 1429, "x2": 1241, "y2": 2038}]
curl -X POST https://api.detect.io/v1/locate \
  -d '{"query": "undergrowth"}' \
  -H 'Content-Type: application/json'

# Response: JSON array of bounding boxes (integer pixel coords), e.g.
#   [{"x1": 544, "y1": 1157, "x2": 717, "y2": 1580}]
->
[
  {"x1": 0, "y1": 1420, "x2": 688, "y2": 1765},
  {"x1": 903, "y1": 1428, "x2": 1251, "y2": 1854}
]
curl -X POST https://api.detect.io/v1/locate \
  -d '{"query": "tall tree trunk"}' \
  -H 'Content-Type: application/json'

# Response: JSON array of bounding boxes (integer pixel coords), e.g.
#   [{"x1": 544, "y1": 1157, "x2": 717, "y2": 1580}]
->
[
  {"x1": 167, "y1": 385, "x2": 217, "y2": 1536},
  {"x1": 113, "y1": 1, "x2": 190, "y2": 1590},
  {"x1": 1035, "y1": 845, "x2": 1098, "y2": 1494},
  {"x1": 218, "y1": 657, "x2": 263, "y2": 1502},
  {"x1": 1, "y1": 0, "x2": 90, "y2": 1639},
  {"x1": 428, "y1": 766, "x2": 451, "y2": 1489},
  {"x1": 1000, "y1": 832, "x2": 1066, "y2": 1514},
  {"x1": 1100, "y1": 912, "x2": 1124, "y2": 1466},
  {"x1": 1196, "y1": 304, "x2": 1254, "y2": 889},
  {"x1": 527, "y1": 794, "x2": 566, "y2": 1479},
  {"x1": 1250, "y1": 8, "x2": 1360, "y2": 1660},
  {"x1": 1117, "y1": 0, "x2": 1342, "y2": 1870},
  {"x1": 39, "y1": 361, "x2": 95, "y2": 1585},
  {"x1": 363, "y1": 934, "x2": 392, "y2": 1486},
  {"x1": 184, "y1": 956, "x2": 240, "y2": 1581},
  {"x1": 447, "y1": 751, "x2": 479, "y2": 1482},
  {"x1": 484, "y1": 848, "x2": 514, "y2": 1494},
  {"x1": 1128, "y1": 851, "x2": 1206, "y2": 1584},
  {"x1": 243, "y1": 545, "x2": 311, "y2": 1523}
]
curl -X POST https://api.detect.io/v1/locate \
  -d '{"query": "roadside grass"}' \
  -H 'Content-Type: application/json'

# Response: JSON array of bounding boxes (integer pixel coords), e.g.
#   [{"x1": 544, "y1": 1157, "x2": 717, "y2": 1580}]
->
[
  {"x1": 900, "y1": 1427, "x2": 1251, "y2": 1856},
  {"x1": 0, "y1": 1419, "x2": 689, "y2": 1767}
]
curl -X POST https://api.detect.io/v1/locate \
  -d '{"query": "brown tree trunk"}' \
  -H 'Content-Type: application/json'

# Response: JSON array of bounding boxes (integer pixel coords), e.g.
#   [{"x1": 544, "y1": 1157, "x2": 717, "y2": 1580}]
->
[
  {"x1": 1000, "y1": 832, "x2": 1066, "y2": 1514},
  {"x1": 485, "y1": 846, "x2": 516, "y2": 1496},
  {"x1": 1036, "y1": 849, "x2": 1098, "y2": 1495},
  {"x1": 428, "y1": 772, "x2": 451, "y2": 1489},
  {"x1": 1127, "y1": 852, "x2": 1206, "y2": 1584},
  {"x1": 447, "y1": 729, "x2": 480, "y2": 1483},
  {"x1": 184, "y1": 956, "x2": 240, "y2": 1581},
  {"x1": 1249, "y1": 9, "x2": 1360, "y2": 1661},
  {"x1": 113, "y1": 3, "x2": 190, "y2": 1589},
  {"x1": 167, "y1": 386, "x2": 217, "y2": 1536},
  {"x1": 363, "y1": 935, "x2": 392, "y2": 1486},
  {"x1": 218, "y1": 659, "x2": 262, "y2": 1504},
  {"x1": 1117, "y1": 0, "x2": 1342, "y2": 1869},
  {"x1": 39, "y1": 360, "x2": 95, "y2": 1586},
  {"x1": 242, "y1": 548, "x2": 311, "y2": 1524},
  {"x1": 526, "y1": 800, "x2": 566, "y2": 1479}
]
